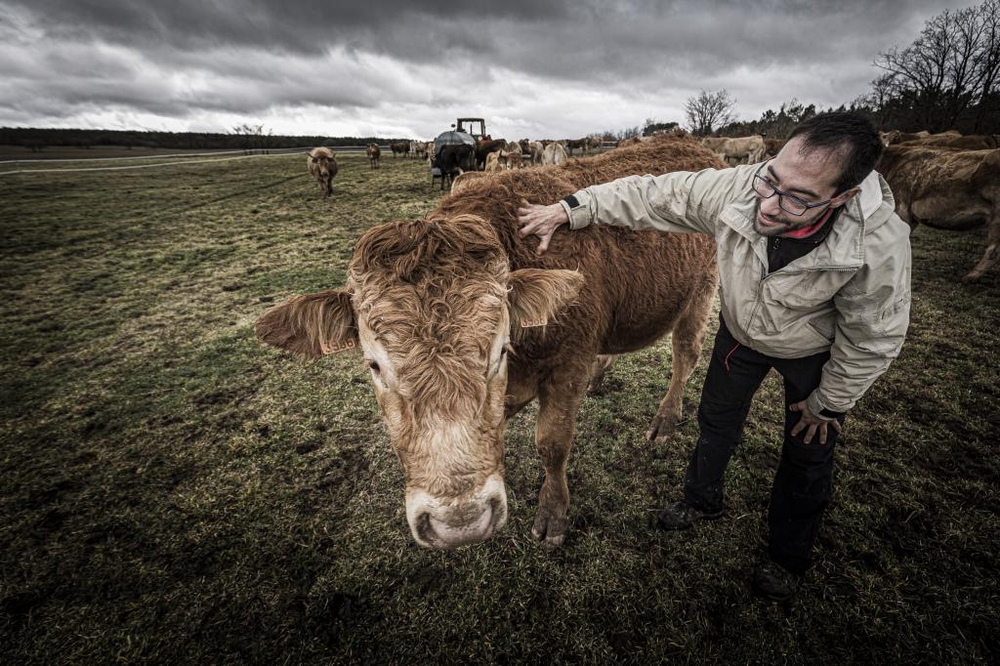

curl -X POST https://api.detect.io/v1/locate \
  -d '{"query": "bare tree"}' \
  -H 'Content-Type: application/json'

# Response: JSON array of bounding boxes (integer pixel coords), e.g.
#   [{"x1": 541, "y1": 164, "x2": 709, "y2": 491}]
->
[
  {"x1": 231, "y1": 123, "x2": 270, "y2": 153},
  {"x1": 684, "y1": 90, "x2": 736, "y2": 136},
  {"x1": 874, "y1": 0, "x2": 999, "y2": 131}
]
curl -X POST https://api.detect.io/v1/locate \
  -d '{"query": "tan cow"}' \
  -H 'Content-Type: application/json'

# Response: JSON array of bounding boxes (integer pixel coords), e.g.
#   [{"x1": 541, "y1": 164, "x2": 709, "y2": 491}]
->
[
  {"x1": 306, "y1": 147, "x2": 338, "y2": 199},
  {"x1": 366, "y1": 143, "x2": 381, "y2": 169},
  {"x1": 528, "y1": 141, "x2": 544, "y2": 166},
  {"x1": 502, "y1": 144, "x2": 524, "y2": 170},
  {"x1": 257, "y1": 135, "x2": 720, "y2": 549},
  {"x1": 484, "y1": 150, "x2": 503, "y2": 172},
  {"x1": 877, "y1": 144, "x2": 1000, "y2": 282},
  {"x1": 720, "y1": 135, "x2": 766, "y2": 164},
  {"x1": 541, "y1": 141, "x2": 568, "y2": 166}
]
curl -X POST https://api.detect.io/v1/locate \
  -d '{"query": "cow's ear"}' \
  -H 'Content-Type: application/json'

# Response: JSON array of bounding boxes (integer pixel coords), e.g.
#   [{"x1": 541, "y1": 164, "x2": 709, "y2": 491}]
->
[
  {"x1": 256, "y1": 289, "x2": 358, "y2": 358},
  {"x1": 508, "y1": 268, "x2": 584, "y2": 334}
]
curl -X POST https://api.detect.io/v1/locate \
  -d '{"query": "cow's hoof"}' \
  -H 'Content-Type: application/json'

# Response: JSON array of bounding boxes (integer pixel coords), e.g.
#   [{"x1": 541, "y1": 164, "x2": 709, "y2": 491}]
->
[
  {"x1": 531, "y1": 514, "x2": 567, "y2": 548},
  {"x1": 645, "y1": 417, "x2": 677, "y2": 443}
]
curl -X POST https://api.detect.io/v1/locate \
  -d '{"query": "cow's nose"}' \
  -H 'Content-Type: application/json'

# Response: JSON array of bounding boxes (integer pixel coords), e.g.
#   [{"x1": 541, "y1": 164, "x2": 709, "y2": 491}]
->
[
  {"x1": 406, "y1": 475, "x2": 508, "y2": 549},
  {"x1": 414, "y1": 496, "x2": 505, "y2": 549}
]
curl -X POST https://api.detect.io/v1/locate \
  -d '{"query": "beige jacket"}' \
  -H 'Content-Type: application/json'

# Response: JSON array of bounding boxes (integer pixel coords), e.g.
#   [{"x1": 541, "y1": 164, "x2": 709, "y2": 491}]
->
[{"x1": 560, "y1": 164, "x2": 911, "y2": 415}]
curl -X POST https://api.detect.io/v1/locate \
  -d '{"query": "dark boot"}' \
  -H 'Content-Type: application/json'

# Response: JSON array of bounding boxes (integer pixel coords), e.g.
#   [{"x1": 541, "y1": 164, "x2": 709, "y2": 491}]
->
[
  {"x1": 656, "y1": 500, "x2": 724, "y2": 530},
  {"x1": 752, "y1": 561, "x2": 800, "y2": 601}
]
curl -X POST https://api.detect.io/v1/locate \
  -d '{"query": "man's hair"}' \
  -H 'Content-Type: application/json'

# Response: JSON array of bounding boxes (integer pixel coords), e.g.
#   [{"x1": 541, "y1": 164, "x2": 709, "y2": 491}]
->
[{"x1": 787, "y1": 111, "x2": 884, "y2": 193}]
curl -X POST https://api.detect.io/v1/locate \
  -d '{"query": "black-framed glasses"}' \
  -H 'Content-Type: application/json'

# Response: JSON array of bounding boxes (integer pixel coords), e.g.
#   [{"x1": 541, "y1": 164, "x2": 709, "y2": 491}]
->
[{"x1": 751, "y1": 162, "x2": 834, "y2": 216}]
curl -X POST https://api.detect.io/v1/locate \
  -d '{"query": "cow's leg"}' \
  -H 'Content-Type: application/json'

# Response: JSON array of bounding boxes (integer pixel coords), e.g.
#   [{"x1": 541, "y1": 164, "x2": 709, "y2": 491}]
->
[
  {"x1": 647, "y1": 276, "x2": 716, "y2": 443},
  {"x1": 962, "y1": 207, "x2": 1000, "y2": 282},
  {"x1": 586, "y1": 354, "x2": 618, "y2": 394},
  {"x1": 531, "y1": 362, "x2": 589, "y2": 547}
]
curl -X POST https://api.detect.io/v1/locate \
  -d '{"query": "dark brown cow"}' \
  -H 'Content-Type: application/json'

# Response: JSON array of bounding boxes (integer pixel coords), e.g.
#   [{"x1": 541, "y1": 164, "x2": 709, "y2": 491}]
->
[
  {"x1": 390, "y1": 142, "x2": 410, "y2": 158},
  {"x1": 258, "y1": 136, "x2": 721, "y2": 548},
  {"x1": 306, "y1": 147, "x2": 338, "y2": 199},
  {"x1": 565, "y1": 138, "x2": 590, "y2": 155},
  {"x1": 434, "y1": 144, "x2": 476, "y2": 190},
  {"x1": 877, "y1": 144, "x2": 1000, "y2": 282}
]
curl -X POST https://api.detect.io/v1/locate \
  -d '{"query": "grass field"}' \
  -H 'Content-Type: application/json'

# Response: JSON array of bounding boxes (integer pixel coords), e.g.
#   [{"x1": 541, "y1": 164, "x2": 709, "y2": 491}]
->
[{"x1": 1, "y1": 151, "x2": 998, "y2": 664}]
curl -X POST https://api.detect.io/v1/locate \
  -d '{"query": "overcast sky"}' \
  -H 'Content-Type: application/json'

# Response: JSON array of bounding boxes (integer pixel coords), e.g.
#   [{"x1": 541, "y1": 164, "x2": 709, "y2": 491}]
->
[{"x1": 0, "y1": 0, "x2": 959, "y2": 141}]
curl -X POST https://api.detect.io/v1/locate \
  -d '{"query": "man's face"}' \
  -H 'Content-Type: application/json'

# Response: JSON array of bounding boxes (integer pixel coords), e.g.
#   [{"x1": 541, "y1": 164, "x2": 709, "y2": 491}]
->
[{"x1": 753, "y1": 136, "x2": 857, "y2": 237}]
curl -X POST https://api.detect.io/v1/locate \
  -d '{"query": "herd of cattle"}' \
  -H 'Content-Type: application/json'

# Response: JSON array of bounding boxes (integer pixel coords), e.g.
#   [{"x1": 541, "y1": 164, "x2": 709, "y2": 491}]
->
[
  {"x1": 283, "y1": 129, "x2": 998, "y2": 550},
  {"x1": 306, "y1": 126, "x2": 999, "y2": 283}
]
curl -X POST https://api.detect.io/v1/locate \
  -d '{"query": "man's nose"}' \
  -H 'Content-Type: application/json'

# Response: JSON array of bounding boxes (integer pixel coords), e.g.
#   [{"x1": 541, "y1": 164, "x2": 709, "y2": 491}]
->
[{"x1": 759, "y1": 195, "x2": 782, "y2": 217}]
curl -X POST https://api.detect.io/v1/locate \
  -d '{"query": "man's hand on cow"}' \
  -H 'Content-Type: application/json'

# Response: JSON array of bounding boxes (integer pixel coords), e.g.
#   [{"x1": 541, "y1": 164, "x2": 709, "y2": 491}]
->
[
  {"x1": 789, "y1": 400, "x2": 842, "y2": 445},
  {"x1": 517, "y1": 200, "x2": 569, "y2": 255}
]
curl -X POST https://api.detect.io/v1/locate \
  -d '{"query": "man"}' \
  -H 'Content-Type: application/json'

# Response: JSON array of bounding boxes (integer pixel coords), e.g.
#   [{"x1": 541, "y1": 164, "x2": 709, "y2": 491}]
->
[{"x1": 517, "y1": 112, "x2": 911, "y2": 601}]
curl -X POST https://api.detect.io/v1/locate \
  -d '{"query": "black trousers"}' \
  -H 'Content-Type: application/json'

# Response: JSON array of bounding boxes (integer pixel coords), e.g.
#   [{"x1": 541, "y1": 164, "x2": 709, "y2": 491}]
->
[{"x1": 684, "y1": 317, "x2": 843, "y2": 575}]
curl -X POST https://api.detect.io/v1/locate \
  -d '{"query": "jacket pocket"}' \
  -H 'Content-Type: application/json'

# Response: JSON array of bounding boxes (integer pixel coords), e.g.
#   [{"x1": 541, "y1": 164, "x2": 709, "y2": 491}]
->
[{"x1": 806, "y1": 318, "x2": 836, "y2": 344}]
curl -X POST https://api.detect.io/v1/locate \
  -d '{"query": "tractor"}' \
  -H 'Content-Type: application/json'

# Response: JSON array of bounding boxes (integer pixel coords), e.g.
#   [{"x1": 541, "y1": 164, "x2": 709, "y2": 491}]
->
[{"x1": 430, "y1": 118, "x2": 487, "y2": 188}]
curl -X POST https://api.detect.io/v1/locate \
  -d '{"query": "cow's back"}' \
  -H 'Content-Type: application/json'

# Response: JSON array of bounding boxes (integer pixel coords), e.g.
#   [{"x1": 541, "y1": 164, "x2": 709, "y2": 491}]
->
[{"x1": 433, "y1": 135, "x2": 720, "y2": 361}]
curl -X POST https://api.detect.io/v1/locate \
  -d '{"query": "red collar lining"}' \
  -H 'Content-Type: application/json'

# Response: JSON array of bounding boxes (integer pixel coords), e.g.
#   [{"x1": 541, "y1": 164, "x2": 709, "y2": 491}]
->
[{"x1": 780, "y1": 207, "x2": 834, "y2": 239}]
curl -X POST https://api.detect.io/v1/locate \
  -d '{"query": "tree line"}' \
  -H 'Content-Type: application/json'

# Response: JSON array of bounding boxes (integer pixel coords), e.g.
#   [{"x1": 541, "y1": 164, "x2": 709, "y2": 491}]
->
[
  {"x1": 0, "y1": 126, "x2": 411, "y2": 154},
  {"x1": 686, "y1": 0, "x2": 998, "y2": 138}
]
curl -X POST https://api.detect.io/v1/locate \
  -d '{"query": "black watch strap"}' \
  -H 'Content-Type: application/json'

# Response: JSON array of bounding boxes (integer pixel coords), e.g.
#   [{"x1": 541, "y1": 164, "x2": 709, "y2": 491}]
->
[{"x1": 562, "y1": 194, "x2": 581, "y2": 209}]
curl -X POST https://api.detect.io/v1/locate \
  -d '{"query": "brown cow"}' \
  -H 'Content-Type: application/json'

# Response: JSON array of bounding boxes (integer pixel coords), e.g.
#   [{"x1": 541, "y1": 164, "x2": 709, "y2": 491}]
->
[
  {"x1": 903, "y1": 133, "x2": 1000, "y2": 150},
  {"x1": 476, "y1": 138, "x2": 507, "y2": 171},
  {"x1": 257, "y1": 136, "x2": 720, "y2": 548},
  {"x1": 306, "y1": 147, "x2": 338, "y2": 199},
  {"x1": 366, "y1": 143, "x2": 381, "y2": 169},
  {"x1": 763, "y1": 137, "x2": 786, "y2": 158},
  {"x1": 565, "y1": 138, "x2": 590, "y2": 155},
  {"x1": 877, "y1": 144, "x2": 1000, "y2": 282}
]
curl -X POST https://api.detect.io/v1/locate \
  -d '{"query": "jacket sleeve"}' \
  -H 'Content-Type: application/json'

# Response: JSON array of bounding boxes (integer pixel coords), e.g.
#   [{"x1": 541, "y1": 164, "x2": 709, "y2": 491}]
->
[
  {"x1": 560, "y1": 166, "x2": 749, "y2": 235},
  {"x1": 806, "y1": 218, "x2": 912, "y2": 415}
]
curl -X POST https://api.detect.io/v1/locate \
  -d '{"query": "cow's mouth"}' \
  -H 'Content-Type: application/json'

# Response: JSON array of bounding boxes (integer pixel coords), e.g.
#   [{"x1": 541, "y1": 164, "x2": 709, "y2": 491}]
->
[{"x1": 414, "y1": 496, "x2": 507, "y2": 549}]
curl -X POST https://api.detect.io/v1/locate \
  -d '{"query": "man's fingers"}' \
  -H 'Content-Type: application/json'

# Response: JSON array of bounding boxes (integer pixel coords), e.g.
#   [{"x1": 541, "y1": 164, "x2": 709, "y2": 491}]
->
[
  {"x1": 536, "y1": 234, "x2": 552, "y2": 255},
  {"x1": 804, "y1": 424, "x2": 817, "y2": 444},
  {"x1": 831, "y1": 419, "x2": 843, "y2": 434}
]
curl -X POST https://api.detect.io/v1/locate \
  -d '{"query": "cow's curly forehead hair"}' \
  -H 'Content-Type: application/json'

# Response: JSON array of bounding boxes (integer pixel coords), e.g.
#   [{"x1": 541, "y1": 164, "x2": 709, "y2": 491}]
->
[{"x1": 348, "y1": 215, "x2": 509, "y2": 410}]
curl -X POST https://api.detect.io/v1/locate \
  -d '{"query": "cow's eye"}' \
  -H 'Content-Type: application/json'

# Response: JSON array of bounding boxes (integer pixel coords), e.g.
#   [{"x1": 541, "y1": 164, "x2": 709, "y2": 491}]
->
[{"x1": 368, "y1": 360, "x2": 381, "y2": 375}]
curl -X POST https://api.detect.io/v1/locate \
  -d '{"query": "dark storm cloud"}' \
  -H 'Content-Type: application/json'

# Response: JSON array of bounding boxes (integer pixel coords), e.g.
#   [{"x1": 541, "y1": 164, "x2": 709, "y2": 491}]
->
[{"x1": 0, "y1": 0, "x2": 961, "y2": 136}]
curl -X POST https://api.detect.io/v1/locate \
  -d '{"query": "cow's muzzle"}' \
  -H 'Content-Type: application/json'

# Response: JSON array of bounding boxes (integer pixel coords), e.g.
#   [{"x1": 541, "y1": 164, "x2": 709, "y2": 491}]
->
[{"x1": 405, "y1": 474, "x2": 507, "y2": 548}]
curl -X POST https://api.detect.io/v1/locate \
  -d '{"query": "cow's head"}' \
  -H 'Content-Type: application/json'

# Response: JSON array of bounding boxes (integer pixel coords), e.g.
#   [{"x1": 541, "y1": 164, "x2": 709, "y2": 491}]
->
[
  {"x1": 312, "y1": 157, "x2": 333, "y2": 174},
  {"x1": 256, "y1": 215, "x2": 583, "y2": 548}
]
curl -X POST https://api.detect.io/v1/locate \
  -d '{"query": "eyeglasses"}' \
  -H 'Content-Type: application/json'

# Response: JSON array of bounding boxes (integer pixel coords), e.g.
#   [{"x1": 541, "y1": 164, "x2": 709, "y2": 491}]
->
[{"x1": 751, "y1": 162, "x2": 834, "y2": 217}]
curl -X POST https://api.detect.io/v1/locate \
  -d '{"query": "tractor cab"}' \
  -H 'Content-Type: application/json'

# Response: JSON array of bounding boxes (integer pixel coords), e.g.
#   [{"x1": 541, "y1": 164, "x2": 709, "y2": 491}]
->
[{"x1": 454, "y1": 118, "x2": 487, "y2": 142}]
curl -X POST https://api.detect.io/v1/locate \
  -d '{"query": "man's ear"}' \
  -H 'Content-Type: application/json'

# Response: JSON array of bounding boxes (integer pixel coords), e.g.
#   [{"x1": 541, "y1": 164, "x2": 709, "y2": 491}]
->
[
  {"x1": 507, "y1": 268, "x2": 584, "y2": 340},
  {"x1": 832, "y1": 186, "x2": 860, "y2": 208},
  {"x1": 255, "y1": 289, "x2": 358, "y2": 358}
]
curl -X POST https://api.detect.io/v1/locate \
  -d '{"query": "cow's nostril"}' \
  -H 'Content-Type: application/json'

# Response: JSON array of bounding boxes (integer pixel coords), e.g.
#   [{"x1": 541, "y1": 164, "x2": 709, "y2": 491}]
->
[{"x1": 415, "y1": 511, "x2": 435, "y2": 544}]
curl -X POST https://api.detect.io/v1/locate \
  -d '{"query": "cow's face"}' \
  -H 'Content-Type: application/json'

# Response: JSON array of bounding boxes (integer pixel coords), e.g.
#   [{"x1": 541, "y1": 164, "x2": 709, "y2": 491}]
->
[
  {"x1": 256, "y1": 216, "x2": 583, "y2": 548},
  {"x1": 352, "y1": 266, "x2": 511, "y2": 548},
  {"x1": 310, "y1": 155, "x2": 334, "y2": 176}
]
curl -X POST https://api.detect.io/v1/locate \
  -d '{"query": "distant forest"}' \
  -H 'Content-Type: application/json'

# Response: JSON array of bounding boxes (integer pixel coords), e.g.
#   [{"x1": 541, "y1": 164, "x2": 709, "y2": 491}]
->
[{"x1": 0, "y1": 127, "x2": 411, "y2": 153}]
